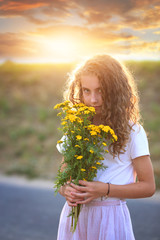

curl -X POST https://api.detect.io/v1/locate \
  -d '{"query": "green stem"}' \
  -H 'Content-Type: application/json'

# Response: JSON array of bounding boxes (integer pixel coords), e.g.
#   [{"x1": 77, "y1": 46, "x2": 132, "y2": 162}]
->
[{"x1": 70, "y1": 207, "x2": 74, "y2": 233}]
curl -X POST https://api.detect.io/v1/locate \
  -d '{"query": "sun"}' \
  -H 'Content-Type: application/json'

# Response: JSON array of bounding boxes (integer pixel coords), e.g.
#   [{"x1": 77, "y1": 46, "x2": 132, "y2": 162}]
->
[{"x1": 41, "y1": 35, "x2": 80, "y2": 63}]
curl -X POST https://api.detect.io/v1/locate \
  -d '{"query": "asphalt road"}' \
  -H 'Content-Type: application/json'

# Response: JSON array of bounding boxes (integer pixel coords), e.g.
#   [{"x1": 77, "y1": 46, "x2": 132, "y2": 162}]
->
[{"x1": 0, "y1": 180, "x2": 160, "y2": 240}]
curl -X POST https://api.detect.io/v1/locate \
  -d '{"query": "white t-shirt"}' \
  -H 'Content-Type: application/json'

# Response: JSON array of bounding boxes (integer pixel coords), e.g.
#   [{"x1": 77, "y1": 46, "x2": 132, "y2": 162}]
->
[{"x1": 56, "y1": 124, "x2": 150, "y2": 186}]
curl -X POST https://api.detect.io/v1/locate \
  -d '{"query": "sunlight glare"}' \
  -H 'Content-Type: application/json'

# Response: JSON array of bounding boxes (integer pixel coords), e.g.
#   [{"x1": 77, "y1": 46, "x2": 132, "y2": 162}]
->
[{"x1": 44, "y1": 36, "x2": 78, "y2": 63}]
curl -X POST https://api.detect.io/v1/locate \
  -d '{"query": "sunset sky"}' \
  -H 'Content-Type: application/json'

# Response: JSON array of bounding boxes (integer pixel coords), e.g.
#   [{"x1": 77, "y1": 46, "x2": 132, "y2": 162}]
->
[{"x1": 0, "y1": 0, "x2": 160, "y2": 63}]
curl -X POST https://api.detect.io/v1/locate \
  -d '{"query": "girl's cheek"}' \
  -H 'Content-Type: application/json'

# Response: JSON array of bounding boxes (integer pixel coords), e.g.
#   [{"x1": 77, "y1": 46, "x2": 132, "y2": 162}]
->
[{"x1": 83, "y1": 95, "x2": 89, "y2": 104}]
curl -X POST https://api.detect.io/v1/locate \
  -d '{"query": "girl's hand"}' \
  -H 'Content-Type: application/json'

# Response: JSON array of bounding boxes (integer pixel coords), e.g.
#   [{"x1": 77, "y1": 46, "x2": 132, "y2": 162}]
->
[
  {"x1": 60, "y1": 183, "x2": 85, "y2": 207},
  {"x1": 70, "y1": 180, "x2": 107, "y2": 204}
]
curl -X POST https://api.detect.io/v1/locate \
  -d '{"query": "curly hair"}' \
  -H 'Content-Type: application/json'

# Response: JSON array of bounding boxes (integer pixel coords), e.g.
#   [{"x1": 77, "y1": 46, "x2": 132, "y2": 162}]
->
[{"x1": 64, "y1": 54, "x2": 141, "y2": 155}]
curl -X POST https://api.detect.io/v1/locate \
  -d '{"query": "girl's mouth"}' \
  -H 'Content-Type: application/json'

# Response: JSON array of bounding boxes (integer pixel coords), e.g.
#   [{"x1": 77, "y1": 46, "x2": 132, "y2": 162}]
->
[{"x1": 93, "y1": 106, "x2": 101, "y2": 111}]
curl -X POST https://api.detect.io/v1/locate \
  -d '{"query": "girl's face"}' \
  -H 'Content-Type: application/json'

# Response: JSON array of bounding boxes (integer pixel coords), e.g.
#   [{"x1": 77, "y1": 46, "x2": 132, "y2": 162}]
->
[{"x1": 81, "y1": 74, "x2": 103, "y2": 115}]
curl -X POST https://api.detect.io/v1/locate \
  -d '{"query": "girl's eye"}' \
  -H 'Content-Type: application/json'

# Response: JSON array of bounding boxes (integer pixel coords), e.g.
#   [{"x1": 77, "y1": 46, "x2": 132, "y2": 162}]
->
[
  {"x1": 98, "y1": 89, "x2": 102, "y2": 93},
  {"x1": 83, "y1": 89, "x2": 89, "y2": 93}
]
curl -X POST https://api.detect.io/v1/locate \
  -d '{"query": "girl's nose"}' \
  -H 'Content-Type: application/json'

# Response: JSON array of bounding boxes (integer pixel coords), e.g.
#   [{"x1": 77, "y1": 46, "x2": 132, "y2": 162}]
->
[{"x1": 91, "y1": 93, "x2": 98, "y2": 103}]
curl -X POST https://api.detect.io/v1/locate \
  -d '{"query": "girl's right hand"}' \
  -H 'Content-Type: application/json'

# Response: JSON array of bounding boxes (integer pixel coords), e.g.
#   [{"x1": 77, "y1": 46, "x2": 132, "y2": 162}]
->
[{"x1": 60, "y1": 183, "x2": 84, "y2": 207}]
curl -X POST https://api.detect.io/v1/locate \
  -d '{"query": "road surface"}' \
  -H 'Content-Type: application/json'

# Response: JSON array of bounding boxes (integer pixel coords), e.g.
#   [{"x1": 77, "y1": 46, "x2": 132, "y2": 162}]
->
[{"x1": 0, "y1": 176, "x2": 160, "y2": 240}]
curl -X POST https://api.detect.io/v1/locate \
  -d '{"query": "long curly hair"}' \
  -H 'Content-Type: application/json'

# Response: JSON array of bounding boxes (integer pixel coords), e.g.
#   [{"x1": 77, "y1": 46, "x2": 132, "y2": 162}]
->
[{"x1": 64, "y1": 54, "x2": 141, "y2": 155}]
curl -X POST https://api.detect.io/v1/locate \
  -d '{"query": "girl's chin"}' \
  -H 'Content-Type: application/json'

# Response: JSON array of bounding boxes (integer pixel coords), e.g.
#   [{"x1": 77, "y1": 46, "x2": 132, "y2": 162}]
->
[{"x1": 94, "y1": 107, "x2": 102, "y2": 114}]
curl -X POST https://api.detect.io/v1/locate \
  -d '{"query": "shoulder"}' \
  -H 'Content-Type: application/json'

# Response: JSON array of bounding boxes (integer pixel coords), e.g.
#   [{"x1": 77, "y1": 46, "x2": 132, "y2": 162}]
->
[
  {"x1": 129, "y1": 123, "x2": 147, "y2": 139},
  {"x1": 128, "y1": 123, "x2": 150, "y2": 159}
]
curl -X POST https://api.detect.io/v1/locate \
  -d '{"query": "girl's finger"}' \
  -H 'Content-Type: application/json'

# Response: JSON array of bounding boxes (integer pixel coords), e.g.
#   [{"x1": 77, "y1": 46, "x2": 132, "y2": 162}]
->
[
  {"x1": 71, "y1": 192, "x2": 88, "y2": 198},
  {"x1": 67, "y1": 201, "x2": 77, "y2": 207},
  {"x1": 77, "y1": 197, "x2": 93, "y2": 205},
  {"x1": 79, "y1": 180, "x2": 89, "y2": 186},
  {"x1": 67, "y1": 196, "x2": 84, "y2": 203},
  {"x1": 70, "y1": 183, "x2": 86, "y2": 192}
]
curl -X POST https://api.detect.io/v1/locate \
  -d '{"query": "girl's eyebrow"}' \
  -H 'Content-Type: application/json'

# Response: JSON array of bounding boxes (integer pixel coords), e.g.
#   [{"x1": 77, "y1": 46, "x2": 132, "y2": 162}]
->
[
  {"x1": 82, "y1": 87, "x2": 101, "y2": 90},
  {"x1": 82, "y1": 87, "x2": 89, "y2": 90}
]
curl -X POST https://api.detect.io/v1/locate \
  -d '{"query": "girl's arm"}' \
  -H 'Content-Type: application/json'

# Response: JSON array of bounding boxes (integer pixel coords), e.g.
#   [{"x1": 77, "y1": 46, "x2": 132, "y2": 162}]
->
[
  {"x1": 70, "y1": 155, "x2": 156, "y2": 204},
  {"x1": 108, "y1": 155, "x2": 156, "y2": 199}
]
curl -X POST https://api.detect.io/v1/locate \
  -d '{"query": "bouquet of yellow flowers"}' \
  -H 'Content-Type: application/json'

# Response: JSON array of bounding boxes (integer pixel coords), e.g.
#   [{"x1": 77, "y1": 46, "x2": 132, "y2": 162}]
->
[{"x1": 54, "y1": 100, "x2": 117, "y2": 232}]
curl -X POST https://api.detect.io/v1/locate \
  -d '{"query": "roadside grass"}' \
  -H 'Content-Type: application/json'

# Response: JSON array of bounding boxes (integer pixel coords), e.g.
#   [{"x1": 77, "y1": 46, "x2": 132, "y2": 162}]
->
[{"x1": 0, "y1": 61, "x2": 160, "y2": 188}]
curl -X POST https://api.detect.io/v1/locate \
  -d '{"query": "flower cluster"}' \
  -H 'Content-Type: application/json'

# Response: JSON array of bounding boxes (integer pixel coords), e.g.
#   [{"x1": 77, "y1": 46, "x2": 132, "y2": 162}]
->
[{"x1": 54, "y1": 100, "x2": 117, "y2": 232}]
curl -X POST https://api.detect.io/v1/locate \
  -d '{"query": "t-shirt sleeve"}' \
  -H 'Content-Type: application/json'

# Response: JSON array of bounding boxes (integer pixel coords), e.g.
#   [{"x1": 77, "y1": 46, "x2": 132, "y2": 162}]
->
[
  {"x1": 130, "y1": 124, "x2": 150, "y2": 160},
  {"x1": 56, "y1": 135, "x2": 67, "y2": 154}
]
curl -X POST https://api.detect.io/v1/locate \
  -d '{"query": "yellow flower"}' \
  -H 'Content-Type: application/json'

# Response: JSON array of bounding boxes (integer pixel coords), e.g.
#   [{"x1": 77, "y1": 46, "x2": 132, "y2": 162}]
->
[
  {"x1": 99, "y1": 156, "x2": 104, "y2": 160},
  {"x1": 91, "y1": 166, "x2": 97, "y2": 170},
  {"x1": 84, "y1": 110, "x2": 90, "y2": 114},
  {"x1": 99, "y1": 125, "x2": 111, "y2": 133},
  {"x1": 64, "y1": 100, "x2": 70, "y2": 105},
  {"x1": 57, "y1": 140, "x2": 63, "y2": 144},
  {"x1": 61, "y1": 121, "x2": 67, "y2": 125},
  {"x1": 54, "y1": 100, "x2": 70, "y2": 110},
  {"x1": 78, "y1": 119, "x2": 83, "y2": 124},
  {"x1": 54, "y1": 103, "x2": 61, "y2": 109},
  {"x1": 113, "y1": 134, "x2": 118, "y2": 141},
  {"x1": 83, "y1": 178, "x2": 87, "y2": 181},
  {"x1": 75, "y1": 145, "x2": 80, "y2": 148},
  {"x1": 89, "y1": 149, "x2": 94, "y2": 154},
  {"x1": 78, "y1": 103, "x2": 85, "y2": 107},
  {"x1": 105, "y1": 150, "x2": 109, "y2": 153},
  {"x1": 67, "y1": 110, "x2": 76, "y2": 114},
  {"x1": 109, "y1": 129, "x2": 115, "y2": 135},
  {"x1": 74, "y1": 155, "x2": 78, "y2": 157},
  {"x1": 73, "y1": 103, "x2": 85, "y2": 108},
  {"x1": 67, "y1": 115, "x2": 77, "y2": 123},
  {"x1": 71, "y1": 131, "x2": 75, "y2": 133},
  {"x1": 84, "y1": 138, "x2": 89, "y2": 141},
  {"x1": 102, "y1": 142, "x2": 107, "y2": 146},
  {"x1": 57, "y1": 112, "x2": 62, "y2": 116},
  {"x1": 76, "y1": 135, "x2": 82, "y2": 140},
  {"x1": 96, "y1": 162, "x2": 101, "y2": 165},
  {"x1": 88, "y1": 107, "x2": 96, "y2": 113},
  {"x1": 90, "y1": 131, "x2": 97, "y2": 136},
  {"x1": 77, "y1": 107, "x2": 86, "y2": 112},
  {"x1": 81, "y1": 168, "x2": 86, "y2": 172},
  {"x1": 63, "y1": 106, "x2": 69, "y2": 111},
  {"x1": 77, "y1": 156, "x2": 83, "y2": 160},
  {"x1": 54, "y1": 101, "x2": 69, "y2": 109}
]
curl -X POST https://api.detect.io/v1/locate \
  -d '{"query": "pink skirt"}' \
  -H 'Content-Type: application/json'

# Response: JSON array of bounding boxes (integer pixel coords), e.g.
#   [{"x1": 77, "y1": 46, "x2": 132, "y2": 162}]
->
[{"x1": 57, "y1": 199, "x2": 135, "y2": 240}]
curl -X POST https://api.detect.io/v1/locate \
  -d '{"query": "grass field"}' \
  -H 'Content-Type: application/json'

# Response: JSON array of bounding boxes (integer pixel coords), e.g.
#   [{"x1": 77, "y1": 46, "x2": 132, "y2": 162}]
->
[{"x1": 0, "y1": 60, "x2": 160, "y2": 188}]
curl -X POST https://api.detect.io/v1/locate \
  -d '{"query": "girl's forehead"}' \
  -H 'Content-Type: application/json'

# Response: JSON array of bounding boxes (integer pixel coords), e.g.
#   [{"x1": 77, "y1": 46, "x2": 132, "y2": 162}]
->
[{"x1": 80, "y1": 74, "x2": 100, "y2": 88}]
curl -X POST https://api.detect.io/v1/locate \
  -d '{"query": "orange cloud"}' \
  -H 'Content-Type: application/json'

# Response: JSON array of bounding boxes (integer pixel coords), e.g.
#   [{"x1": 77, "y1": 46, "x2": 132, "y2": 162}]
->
[
  {"x1": 0, "y1": 0, "x2": 71, "y2": 17},
  {"x1": 0, "y1": 32, "x2": 39, "y2": 58},
  {"x1": 0, "y1": 0, "x2": 160, "y2": 30},
  {"x1": 0, "y1": 1, "x2": 46, "y2": 11}
]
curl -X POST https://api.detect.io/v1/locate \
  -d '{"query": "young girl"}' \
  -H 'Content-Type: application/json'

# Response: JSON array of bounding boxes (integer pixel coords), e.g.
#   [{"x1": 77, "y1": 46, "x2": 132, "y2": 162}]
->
[{"x1": 56, "y1": 54, "x2": 155, "y2": 240}]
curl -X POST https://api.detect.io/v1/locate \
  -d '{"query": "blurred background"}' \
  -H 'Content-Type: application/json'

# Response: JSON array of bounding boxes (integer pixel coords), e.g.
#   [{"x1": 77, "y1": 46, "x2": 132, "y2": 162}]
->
[
  {"x1": 0, "y1": 0, "x2": 160, "y2": 188},
  {"x1": 0, "y1": 61, "x2": 160, "y2": 189}
]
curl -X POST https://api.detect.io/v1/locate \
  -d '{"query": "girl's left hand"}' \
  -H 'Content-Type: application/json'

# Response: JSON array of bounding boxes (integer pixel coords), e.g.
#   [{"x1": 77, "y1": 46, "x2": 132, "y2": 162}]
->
[{"x1": 70, "y1": 180, "x2": 107, "y2": 204}]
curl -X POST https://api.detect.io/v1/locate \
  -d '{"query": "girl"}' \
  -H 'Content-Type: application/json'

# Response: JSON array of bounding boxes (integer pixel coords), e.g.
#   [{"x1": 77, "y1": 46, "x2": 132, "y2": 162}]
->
[{"x1": 56, "y1": 54, "x2": 155, "y2": 240}]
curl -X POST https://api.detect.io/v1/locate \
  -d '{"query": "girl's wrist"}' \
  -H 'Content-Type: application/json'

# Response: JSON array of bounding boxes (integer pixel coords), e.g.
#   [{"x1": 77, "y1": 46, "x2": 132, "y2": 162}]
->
[
  {"x1": 101, "y1": 182, "x2": 111, "y2": 199},
  {"x1": 59, "y1": 185, "x2": 65, "y2": 196}
]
